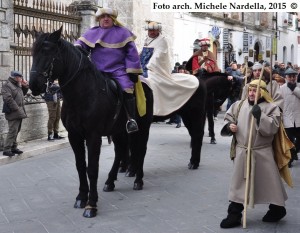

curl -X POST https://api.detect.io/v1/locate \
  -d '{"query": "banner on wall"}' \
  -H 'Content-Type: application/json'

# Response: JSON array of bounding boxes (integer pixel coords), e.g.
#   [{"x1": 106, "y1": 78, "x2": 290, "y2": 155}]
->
[{"x1": 243, "y1": 31, "x2": 249, "y2": 53}]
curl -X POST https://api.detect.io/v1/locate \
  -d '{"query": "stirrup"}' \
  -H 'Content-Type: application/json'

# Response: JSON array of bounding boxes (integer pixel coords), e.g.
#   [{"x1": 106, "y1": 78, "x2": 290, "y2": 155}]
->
[{"x1": 126, "y1": 119, "x2": 139, "y2": 133}]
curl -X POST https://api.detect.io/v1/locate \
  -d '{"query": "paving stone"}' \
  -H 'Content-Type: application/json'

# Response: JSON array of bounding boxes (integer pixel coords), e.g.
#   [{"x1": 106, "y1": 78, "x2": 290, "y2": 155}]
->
[{"x1": 0, "y1": 113, "x2": 298, "y2": 232}]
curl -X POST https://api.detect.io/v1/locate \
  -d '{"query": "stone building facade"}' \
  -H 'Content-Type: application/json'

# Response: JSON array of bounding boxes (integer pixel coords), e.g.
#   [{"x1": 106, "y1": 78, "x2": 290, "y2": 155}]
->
[
  {"x1": 173, "y1": 12, "x2": 299, "y2": 70},
  {"x1": 0, "y1": 0, "x2": 14, "y2": 79},
  {"x1": 0, "y1": 0, "x2": 82, "y2": 150},
  {"x1": 0, "y1": 0, "x2": 174, "y2": 150}
]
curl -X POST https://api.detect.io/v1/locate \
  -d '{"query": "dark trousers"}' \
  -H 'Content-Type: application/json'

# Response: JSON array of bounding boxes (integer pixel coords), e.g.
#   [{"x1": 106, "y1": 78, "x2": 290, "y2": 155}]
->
[
  {"x1": 169, "y1": 114, "x2": 181, "y2": 124},
  {"x1": 285, "y1": 127, "x2": 300, "y2": 153},
  {"x1": 226, "y1": 96, "x2": 239, "y2": 111},
  {"x1": 4, "y1": 119, "x2": 22, "y2": 151}
]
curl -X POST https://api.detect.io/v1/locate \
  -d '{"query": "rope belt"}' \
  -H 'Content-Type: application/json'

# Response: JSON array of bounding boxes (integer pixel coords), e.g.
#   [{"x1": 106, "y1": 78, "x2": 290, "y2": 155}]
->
[
  {"x1": 236, "y1": 143, "x2": 269, "y2": 178},
  {"x1": 236, "y1": 143, "x2": 269, "y2": 151}
]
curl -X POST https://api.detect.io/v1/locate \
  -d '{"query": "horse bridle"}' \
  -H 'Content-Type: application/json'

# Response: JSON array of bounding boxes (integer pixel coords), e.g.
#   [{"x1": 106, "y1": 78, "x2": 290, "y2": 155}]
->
[
  {"x1": 31, "y1": 40, "x2": 83, "y2": 92},
  {"x1": 44, "y1": 58, "x2": 56, "y2": 93},
  {"x1": 29, "y1": 56, "x2": 56, "y2": 94}
]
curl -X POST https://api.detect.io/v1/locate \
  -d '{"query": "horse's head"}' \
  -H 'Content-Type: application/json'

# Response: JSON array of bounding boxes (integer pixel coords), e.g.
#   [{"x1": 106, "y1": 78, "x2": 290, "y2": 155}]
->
[{"x1": 30, "y1": 27, "x2": 65, "y2": 96}]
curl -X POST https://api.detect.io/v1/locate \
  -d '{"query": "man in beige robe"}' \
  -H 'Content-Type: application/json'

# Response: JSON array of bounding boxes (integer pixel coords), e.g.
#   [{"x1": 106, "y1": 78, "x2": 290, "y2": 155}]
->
[
  {"x1": 220, "y1": 80, "x2": 288, "y2": 228},
  {"x1": 241, "y1": 62, "x2": 284, "y2": 110}
]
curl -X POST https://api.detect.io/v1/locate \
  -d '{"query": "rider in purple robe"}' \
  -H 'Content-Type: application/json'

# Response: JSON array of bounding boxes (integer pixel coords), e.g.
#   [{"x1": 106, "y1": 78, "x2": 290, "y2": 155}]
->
[{"x1": 75, "y1": 7, "x2": 142, "y2": 133}]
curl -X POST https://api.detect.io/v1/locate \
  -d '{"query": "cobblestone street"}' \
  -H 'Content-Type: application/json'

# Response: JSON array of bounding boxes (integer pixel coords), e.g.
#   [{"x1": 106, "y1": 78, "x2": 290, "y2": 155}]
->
[{"x1": 0, "y1": 113, "x2": 299, "y2": 233}]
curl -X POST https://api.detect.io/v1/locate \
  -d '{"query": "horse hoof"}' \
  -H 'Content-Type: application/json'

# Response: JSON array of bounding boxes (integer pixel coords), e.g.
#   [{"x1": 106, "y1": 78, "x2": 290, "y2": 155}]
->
[
  {"x1": 125, "y1": 171, "x2": 136, "y2": 177},
  {"x1": 74, "y1": 199, "x2": 87, "y2": 208},
  {"x1": 83, "y1": 206, "x2": 97, "y2": 218},
  {"x1": 118, "y1": 167, "x2": 127, "y2": 173},
  {"x1": 188, "y1": 162, "x2": 199, "y2": 170},
  {"x1": 103, "y1": 183, "x2": 115, "y2": 192},
  {"x1": 133, "y1": 182, "x2": 143, "y2": 190}
]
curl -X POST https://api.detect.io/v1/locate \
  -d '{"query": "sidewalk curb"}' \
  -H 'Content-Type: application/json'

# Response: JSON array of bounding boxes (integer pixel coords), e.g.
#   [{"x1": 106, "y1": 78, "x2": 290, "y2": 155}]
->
[{"x1": 0, "y1": 139, "x2": 70, "y2": 166}]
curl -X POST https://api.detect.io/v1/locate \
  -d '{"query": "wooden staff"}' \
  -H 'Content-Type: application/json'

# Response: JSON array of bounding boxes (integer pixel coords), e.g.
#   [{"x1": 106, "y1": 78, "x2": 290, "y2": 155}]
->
[
  {"x1": 244, "y1": 56, "x2": 248, "y2": 86},
  {"x1": 243, "y1": 63, "x2": 265, "y2": 228},
  {"x1": 269, "y1": 37, "x2": 273, "y2": 98}
]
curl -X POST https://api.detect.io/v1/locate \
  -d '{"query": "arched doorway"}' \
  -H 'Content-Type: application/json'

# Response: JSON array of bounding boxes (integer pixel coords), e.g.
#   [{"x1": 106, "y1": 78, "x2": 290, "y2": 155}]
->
[
  {"x1": 254, "y1": 42, "x2": 260, "y2": 62},
  {"x1": 283, "y1": 46, "x2": 287, "y2": 64},
  {"x1": 291, "y1": 44, "x2": 294, "y2": 64},
  {"x1": 224, "y1": 43, "x2": 234, "y2": 68}
]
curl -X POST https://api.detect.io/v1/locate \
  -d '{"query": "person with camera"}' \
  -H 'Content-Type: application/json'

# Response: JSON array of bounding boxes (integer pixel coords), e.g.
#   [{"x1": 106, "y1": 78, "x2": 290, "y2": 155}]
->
[{"x1": 1, "y1": 71, "x2": 28, "y2": 156}]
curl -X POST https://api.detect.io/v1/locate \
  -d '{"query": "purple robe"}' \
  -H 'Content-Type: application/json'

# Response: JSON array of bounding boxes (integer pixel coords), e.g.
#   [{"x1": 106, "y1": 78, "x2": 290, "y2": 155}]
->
[{"x1": 75, "y1": 26, "x2": 142, "y2": 92}]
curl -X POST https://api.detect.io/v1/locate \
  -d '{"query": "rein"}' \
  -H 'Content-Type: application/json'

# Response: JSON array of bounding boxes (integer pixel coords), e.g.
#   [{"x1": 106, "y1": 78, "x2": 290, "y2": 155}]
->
[
  {"x1": 43, "y1": 46, "x2": 83, "y2": 91},
  {"x1": 57, "y1": 52, "x2": 83, "y2": 90}
]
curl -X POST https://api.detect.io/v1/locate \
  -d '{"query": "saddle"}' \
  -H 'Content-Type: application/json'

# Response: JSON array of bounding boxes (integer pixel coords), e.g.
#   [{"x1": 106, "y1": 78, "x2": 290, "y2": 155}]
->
[
  {"x1": 105, "y1": 76, "x2": 123, "y2": 118},
  {"x1": 102, "y1": 75, "x2": 146, "y2": 131}
]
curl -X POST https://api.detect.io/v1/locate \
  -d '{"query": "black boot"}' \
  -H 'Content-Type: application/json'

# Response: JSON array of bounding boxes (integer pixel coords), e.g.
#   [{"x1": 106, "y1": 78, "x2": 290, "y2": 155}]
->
[
  {"x1": 291, "y1": 148, "x2": 298, "y2": 161},
  {"x1": 53, "y1": 132, "x2": 64, "y2": 139},
  {"x1": 288, "y1": 148, "x2": 296, "y2": 167},
  {"x1": 262, "y1": 204, "x2": 286, "y2": 222},
  {"x1": 220, "y1": 202, "x2": 244, "y2": 228},
  {"x1": 210, "y1": 137, "x2": 217, "y2": 144},
  {"x1": 11, "y1": 148, "x2": 23, "y2": 154},
  {"x1": 3, "y1": 151, "x2": 15, "y2": 157},
  {"x1": 124, "y1": 95, "x2": 138, "y2": 134},
  {"x1": 48, "y1": 133, "x2": 54, "y2": 141}
]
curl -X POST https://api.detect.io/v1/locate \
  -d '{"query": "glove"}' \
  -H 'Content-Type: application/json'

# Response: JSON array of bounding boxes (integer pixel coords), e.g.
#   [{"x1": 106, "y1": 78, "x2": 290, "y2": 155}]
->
[
  {"x1": 128, "y1": 73, "x2": 138, "y2": 83},
  {"x1": 251, "y1": 104, "x2": 261, "y2": 126},
  {"x1": 287, "y1": 82, "x2": 296, "y2": 91}
]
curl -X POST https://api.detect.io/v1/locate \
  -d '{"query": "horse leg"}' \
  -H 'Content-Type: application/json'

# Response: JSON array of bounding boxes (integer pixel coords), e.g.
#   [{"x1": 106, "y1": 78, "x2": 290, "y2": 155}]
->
[
  {"x1": 189, "y1": 127, "x2": 204, "y2": 169},
  {"x1": 107, "y1": 135, "x2": 129, "y2": 173},
  {"x1": 182, "y1": 110, "x2": 205, "y2": 170},
  {"x1": 103, "y1": 131, "x2": 128, "y2": 192},
  {"x1": 68, "y1": 132, "x2": 89, "y2": 209},
  {"x1": 130, "y1": 93, "x2": 153, "y2": 190},
  {"x1": 125, "y1": 135, "x2": 137, "y2": 177},
  {"x1": 206, "y1": 93, "x2": 216, "y2": 144},
  {"x1": 82, "y1": 136, "x2": 101, "y2": 218},
  {"x1": 119, "y1": 157, "x2": 129, "y2": 173},
  {"x1": 118, "y1": 134, "x2": 130, "y2": 173},
  {"x1": 129, "y1": 123, "x2": 150, "y2": 190}
]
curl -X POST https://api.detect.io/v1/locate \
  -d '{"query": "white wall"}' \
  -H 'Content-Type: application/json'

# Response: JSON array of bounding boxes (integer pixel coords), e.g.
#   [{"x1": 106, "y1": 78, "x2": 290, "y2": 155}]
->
[
  {"x1": 276, "y1": 12, "x2": 298, "y2": 64},
  {"x1": 297, "y1": 44, "x2": 300, "y2": 65},
  {"x1": 173, "y1": 13, "x2": 212, "y2": 65}
]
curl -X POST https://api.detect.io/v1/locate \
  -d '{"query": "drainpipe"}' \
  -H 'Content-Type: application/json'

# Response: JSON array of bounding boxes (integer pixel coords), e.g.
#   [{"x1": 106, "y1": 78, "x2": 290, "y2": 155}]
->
[{"x1": 275, "y1": 12, "x2": 278, "y2": 61}]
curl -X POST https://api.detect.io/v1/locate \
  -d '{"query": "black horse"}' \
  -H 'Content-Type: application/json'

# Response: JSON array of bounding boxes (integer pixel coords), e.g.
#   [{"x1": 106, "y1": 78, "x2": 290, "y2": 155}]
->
[
  {"x1": 118, "y1": 73, "x2": 232, "y2": 176},
  {"x1": 129, "y1": 71, "x2": 232, "y2": 173},
  {"x1": 29, "y1": 27, "x2": 232, "y2": 217},
  {"x1": 29, "y1": 27, "x2": 154, "y2": 218}
]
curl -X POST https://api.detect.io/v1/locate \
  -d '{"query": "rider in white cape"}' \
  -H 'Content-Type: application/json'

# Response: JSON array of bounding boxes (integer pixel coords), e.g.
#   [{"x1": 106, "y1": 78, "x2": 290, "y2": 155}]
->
[{"x1": 139, "y1": 21, "x2": 199, "y2": 116}]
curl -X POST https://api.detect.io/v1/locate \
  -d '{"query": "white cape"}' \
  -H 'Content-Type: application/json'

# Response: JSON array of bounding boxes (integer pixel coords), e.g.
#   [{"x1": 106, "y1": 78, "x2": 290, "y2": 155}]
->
[{"x1": 142, "y1": 34, "x2": 199, "y2": 116}]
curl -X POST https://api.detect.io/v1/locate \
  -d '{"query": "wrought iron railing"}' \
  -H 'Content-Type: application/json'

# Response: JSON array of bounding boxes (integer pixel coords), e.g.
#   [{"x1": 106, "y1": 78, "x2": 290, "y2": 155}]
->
[{"x1": 13, "y1": 0, "x2": 82, "y2": 81}]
